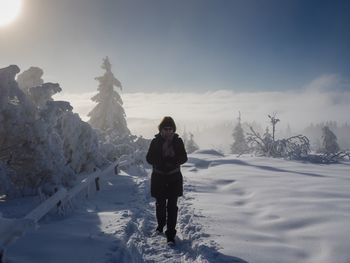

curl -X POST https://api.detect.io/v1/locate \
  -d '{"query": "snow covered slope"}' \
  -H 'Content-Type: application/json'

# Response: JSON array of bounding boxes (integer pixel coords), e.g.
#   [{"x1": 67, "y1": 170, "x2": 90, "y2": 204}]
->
[
  {"x1": 184, "y1": 151, "x2": 350, "y2": 263},
  {"x1": 3, "y1": 151, "x2": 350, "y2": 263}
]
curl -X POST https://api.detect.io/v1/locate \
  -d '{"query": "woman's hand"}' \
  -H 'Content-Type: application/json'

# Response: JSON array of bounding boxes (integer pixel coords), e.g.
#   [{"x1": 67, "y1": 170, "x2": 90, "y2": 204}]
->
[{"x1": 163, "y1": 141, "x2": 175, "y2": 157}]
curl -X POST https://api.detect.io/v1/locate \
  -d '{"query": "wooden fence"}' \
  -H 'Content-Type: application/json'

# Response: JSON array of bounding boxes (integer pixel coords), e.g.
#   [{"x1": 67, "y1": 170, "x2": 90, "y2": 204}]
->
[{"x1": 0, "y1": 155, "x2": 137, "y2": 262}]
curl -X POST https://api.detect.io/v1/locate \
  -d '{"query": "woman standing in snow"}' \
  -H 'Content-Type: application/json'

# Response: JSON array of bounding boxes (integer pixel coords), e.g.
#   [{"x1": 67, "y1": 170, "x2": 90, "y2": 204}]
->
[{"x1": 146, "y1": 116, "x2": 188, "y2": 245}]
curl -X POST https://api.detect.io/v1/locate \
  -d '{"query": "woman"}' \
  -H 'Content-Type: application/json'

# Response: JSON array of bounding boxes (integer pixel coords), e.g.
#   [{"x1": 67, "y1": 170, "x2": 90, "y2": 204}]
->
[{"x1": 146, "y1": 116, "x2": 188, "y2": 245}]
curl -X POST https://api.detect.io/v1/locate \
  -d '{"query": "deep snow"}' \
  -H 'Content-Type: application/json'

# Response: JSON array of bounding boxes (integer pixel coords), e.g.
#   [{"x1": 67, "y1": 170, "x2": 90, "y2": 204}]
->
[{"x1": 2, "y1": 151, "x2": 350, "y2": 263}]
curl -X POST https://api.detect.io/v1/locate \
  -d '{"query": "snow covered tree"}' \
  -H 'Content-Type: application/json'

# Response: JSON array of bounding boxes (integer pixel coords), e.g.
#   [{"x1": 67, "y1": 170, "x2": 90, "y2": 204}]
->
[
  {"x1": 16, "y1": 66, "x2": 44, "y2": 95},
  {"x1": 231, "y1": 112, "x2": 249, "y2": 154},
  {"x1": 0, "y1": 65, "x2": 71, "y2": 196},
  {"x1": 86, "y1": 57, "x2": 151, "y2": 163},
  {"x1": 88, "y1": 57, "x2": 130, "y2": 137},
  {"x1": 321, "y1": 126, "x2": 339, "y2": 154},
  {"x1": 42, "y1": 100, "x2": 103, "y2": 174},
  {"x1": 28, "y1": 83, "x2": 62, "y2": 109},
  {"x1": 17, "y1": 67, "x2": 62, "y2": 110},
  {"x1": 262, "y1": 127, "x2": 274, "y2": 155},
  {"x1": 186, "y1": 133, "x2": 199, "y2": 154},
  {"x1": 0, "y1": 65, "x2": 104, "y2": 198}
]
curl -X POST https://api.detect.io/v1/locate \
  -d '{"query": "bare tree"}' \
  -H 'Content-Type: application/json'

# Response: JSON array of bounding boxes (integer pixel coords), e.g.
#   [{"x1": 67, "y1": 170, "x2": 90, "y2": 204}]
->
[
  {"x1": 268, "y1": 113, "x2": 280, "y2": 142},
  {"x1": 247, "y1": 114, "x2": 310, "y2": 159}
]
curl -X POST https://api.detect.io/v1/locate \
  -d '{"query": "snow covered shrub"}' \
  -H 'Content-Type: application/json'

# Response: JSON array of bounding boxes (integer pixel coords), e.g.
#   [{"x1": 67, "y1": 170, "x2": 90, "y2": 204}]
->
[
  {"x1": 44, "y1": 99, "x2": 103, "y2": 174},
  {"x1": 134, "y1": 136, "x2": 151, "y2": 152},
  {"x1": 273, "y1": 136, "x2": 310, "y2": 159},
  {"x1": 61, "y1": 114, "x2": 103, "y2": 173},
  {"x1": 95, "y1": 130, "x2": 136, "y2": 161}
]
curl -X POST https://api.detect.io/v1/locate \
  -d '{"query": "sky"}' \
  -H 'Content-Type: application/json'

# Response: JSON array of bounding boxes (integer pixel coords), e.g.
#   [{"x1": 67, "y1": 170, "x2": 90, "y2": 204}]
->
[
  {"x1": 1, "y1": 0, "x2": 350, "y2": 93},
  {"x1": 1, "y1": 0, "x2": 350, "y2": 144}
]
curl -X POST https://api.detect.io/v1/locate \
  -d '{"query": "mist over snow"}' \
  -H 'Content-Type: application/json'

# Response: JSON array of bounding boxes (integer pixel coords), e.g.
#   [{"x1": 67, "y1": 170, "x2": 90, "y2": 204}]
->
[{"x1": 54, "y1": 74, "x2": 350, "y2": 152}]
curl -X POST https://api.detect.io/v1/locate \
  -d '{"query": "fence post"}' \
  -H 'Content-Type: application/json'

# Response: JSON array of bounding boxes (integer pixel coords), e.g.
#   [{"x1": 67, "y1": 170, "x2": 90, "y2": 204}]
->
[
  {"x1": 54, "y1": 188, "x2": 62, "y2": 208},
  {"x1": 95, "y1": 177, "x2": 100, "y2": 191},
  {"x1": 114, "y1": 164, "x2": 118, "y2": 175}
]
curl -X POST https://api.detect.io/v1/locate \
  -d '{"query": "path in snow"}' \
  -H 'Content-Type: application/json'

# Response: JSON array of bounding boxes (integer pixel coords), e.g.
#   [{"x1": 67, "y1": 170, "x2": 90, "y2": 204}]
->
[{"x1": 105, "y1": 170, "x2": 247, "y2": 263}]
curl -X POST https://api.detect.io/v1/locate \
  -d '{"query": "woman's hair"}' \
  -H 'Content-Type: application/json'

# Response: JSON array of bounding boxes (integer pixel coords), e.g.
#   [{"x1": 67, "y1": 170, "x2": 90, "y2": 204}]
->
[{"x1": 158, "y1": 116, "x2": 176, "y2": 132}]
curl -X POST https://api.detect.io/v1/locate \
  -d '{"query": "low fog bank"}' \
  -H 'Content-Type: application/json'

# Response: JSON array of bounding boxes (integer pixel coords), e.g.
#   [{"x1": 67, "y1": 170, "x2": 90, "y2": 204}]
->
[
  {"x1": 128, "y1": 118, "x2": 350, "y2": 153},
  {"x1": 55, "y1": 77, "x2": 350, "y2": 153}
]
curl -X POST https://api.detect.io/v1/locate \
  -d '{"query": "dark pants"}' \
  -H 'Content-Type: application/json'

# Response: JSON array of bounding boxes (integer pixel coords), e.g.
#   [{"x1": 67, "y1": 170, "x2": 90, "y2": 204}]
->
[{"x1": 156, "y1": 197, "x2": 178, "y2": 239}]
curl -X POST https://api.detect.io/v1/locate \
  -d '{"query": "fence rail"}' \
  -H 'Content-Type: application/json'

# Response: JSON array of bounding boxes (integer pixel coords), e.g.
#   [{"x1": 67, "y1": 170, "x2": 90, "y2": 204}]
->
[{"x1": 0, "y1": 155, "x2": 138, "y2": 262}]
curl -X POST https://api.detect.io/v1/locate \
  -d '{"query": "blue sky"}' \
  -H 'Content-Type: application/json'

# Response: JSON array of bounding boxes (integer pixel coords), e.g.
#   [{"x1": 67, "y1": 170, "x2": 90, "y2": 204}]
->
[{"x1": 1, "y1": 0, "x2": 350, "y2": 93}]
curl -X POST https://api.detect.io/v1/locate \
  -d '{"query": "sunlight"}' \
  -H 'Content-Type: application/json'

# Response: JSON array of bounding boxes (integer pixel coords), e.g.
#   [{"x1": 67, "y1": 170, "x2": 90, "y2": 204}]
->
[{"x1": 0, "y1": 0, "x2": 22, "y2": 27}]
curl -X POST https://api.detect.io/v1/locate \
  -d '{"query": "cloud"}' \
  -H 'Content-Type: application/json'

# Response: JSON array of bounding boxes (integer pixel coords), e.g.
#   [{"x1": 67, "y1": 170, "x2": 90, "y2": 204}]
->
[
  {"x1": 54, "y1": 91, "x2": 96, "y2": 122},
  {"x1": 54, "y1": 76, "x2": 350, "y2": 143},
  {"x1": 304, "y1": 74, "x2": 342, "y2": 93}
]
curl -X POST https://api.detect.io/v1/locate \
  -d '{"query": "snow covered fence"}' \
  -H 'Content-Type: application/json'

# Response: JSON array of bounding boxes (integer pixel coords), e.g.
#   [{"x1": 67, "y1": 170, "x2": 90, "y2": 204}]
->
[
  {"x1": 0, "y1": 161, "x2": 118, "y2": 260},
  {"x1": 24, "y1": 188, "x2": 68, "y2": 222},
  {"x1": 0, "y1": 190, "x2": 69, "y2": 260},
  {"x1": 24, "y1": 168, "x2": 107, "y2": 224},
  {"x1": 0, "y1": 151, "x2": 145, "y2": 259}
]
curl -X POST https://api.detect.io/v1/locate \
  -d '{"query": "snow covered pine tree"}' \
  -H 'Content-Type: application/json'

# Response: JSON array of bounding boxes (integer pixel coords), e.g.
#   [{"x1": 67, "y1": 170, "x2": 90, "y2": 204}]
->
[
  {"x1": 321, "y1": 126, "x2": 340, "y2": 154},
  {"x1": 88, "y1": 57, "x2": 130, "y2": 137},
  {"x1": 185, "y1": 133, "x2": 199, "y2": 154},
  {"x1": 231, "y1": 112, "x2": 249, "y2": 155},
  {"x1": 87, "y1": 57, "x2": 152, "y2": 165}
]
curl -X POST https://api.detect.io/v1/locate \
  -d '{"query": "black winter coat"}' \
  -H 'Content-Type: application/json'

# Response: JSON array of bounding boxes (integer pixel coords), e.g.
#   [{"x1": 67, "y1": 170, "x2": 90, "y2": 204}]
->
[{"x1": 146, "y1": 133, "x2": 188, "y2": 198}]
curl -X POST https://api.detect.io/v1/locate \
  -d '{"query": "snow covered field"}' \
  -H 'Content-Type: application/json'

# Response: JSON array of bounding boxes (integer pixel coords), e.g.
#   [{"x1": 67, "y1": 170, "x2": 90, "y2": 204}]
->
[{"x1": 3, "y1": 150, "x2": 350, "y2": 263}]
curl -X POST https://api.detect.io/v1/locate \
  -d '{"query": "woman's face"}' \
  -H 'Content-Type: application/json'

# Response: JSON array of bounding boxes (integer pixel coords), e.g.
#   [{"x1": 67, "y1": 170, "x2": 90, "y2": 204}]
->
[{"x1": 161, "y1": 126, "x2": 174, "y2": 140}]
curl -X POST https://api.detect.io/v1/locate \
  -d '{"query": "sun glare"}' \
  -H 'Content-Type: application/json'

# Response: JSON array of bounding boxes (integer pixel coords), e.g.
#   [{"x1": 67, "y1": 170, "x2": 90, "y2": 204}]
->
[{"x1": 0, "y1": 0, "x2": 22, "y2": 27}]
